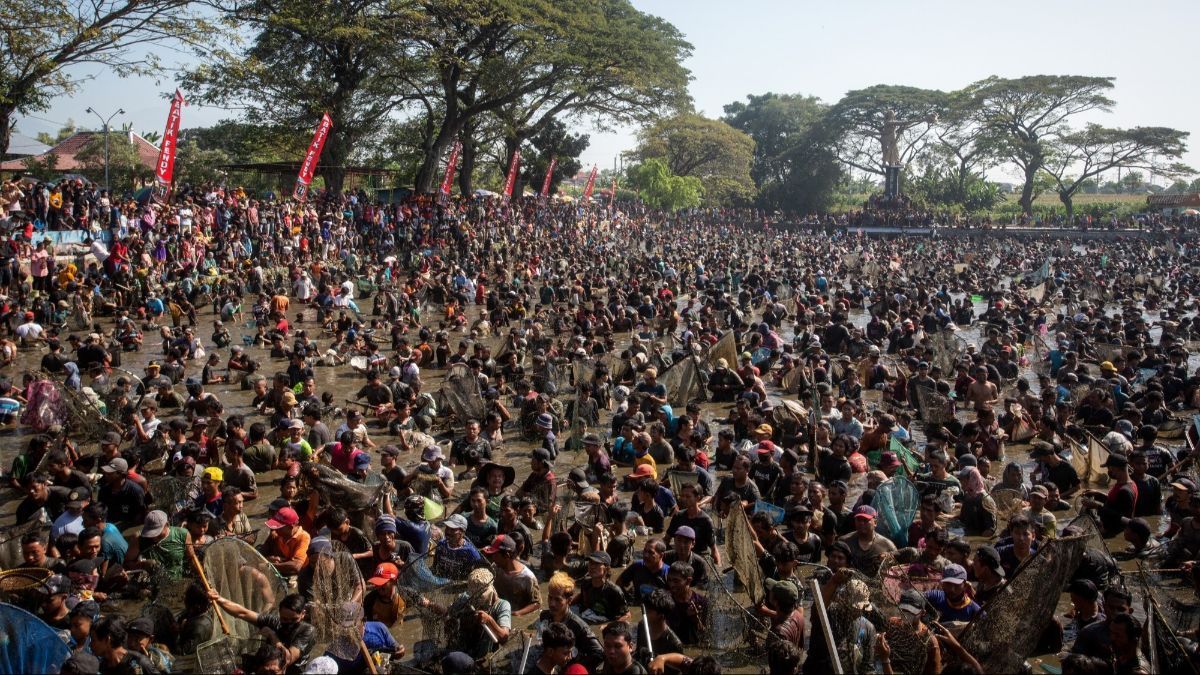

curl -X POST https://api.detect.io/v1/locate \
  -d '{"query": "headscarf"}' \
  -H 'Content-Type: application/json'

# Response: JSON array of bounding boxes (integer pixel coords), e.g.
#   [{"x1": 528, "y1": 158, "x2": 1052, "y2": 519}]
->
[
  {"x1": 467, "y1": 567, "x2": 500, "y2": 607},
  {"x1": 958, "y1": 466, "x2": 987, "y2": 499},
  {"x1": 64, "y1": 361, "x2": 80, "y2": 391}
]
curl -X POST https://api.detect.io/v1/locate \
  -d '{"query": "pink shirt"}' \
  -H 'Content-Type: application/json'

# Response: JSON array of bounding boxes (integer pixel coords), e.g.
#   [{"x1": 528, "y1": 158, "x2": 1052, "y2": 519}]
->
[{"x1": 30, "y1": 249, "x2": 49, "y2": 277}]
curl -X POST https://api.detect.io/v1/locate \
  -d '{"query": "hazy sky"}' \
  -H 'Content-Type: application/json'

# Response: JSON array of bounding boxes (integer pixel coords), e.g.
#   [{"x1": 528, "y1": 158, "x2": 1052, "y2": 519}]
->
[{"x1": 17, "y1": 0, "x2": 1199, "y2": 184}]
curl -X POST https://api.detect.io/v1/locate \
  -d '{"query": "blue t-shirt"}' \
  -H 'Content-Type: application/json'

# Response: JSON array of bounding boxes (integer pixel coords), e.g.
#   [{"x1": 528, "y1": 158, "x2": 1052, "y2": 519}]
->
[
  {"x1": 326, "y1": 621, "x2": 397, "y2": 674},
  {"x1": 101, "y1": 523, "x2": 128, "y2": 565},
  {"x1": 395, "y1": 519, "x2": 432, "y2": 556},
  {"x1": 924, "y1": 589, "x2": 982, "y2": 623}
]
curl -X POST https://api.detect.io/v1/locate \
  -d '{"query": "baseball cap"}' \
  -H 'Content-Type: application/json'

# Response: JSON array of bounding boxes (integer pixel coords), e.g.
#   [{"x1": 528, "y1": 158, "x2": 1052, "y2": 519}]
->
[
  {"x1": 567, "y1": 468, "x2": 590, "y2": 490},
  {"x1": 380, "y1": 444, "x2": 400, "y2": 457},
  {"x1": 140, "y1": 510, "x2": 169, "y2": 538},
  {"x1": 65, "y1": 487, "x2": 90, "y2": 509},
  {"x1": 631, "y1": 463, "x2": 654, "y2": 478},
  {"x1": 942, "y1": 563, "x2": 968, "y2": 585},
  {"x1": 1171, "y1": 478, "x2": 1197, "y2": 492},
  {"x1": 764, "y1": 577, "x2": 800, "y2": 605},
  {"x1": 531, "y1": 447, "x2": 554, "y2": 465},
  {"x1": 266, "y1": 506, "x2": 300, "y2": 529},
  {"x1": 1100, "y1": 454, "x2": 1128, "y2": 469},
  {"x1": 100, "y1": 457, "x2": 129, "y2": 475},
  {"x1": 368, "y1": 562, "x2": 400, "y2": 586},
  {"x1": 443, "y1": 514, "x2": 468, "y2": 530},
  {"x1": 755, "y1": 423, "x2": 774, "y2": 436},
  {"x1": 1029, "y1": 485, "x2": 1049, "y2": 499},
  {"x1": 587, "y1": 551, "x2": 612, "y2": 566},
  {"x1": 128, "y1": 616, "x2": 156, "y2": 636},
  {"x1": 582, "y1": 432, "x2": 602, "y2": 446},
  {"x1": 353, "y1": 453, "x2": 371, "y2": 469},
  {"x1": 481, "y1": 534, "x2": 517, "y2": 556},
  {"x1": 674, "y1": 526, "x2": 697, "y2": 540},
  {"x1": 878, "y1": 452, "x2": 901, "y2": 469},
  {"x1": 757, "y1": 440, "x2": 776, "y2": 455},
  {"x1": 898, "y1": 589, "x2": 925, "y2": 614},
  {"x1": 202, "y1": 466, "x2": 224, "y2": 482},
  {"x1": 100, "y1": 431, "x2": 122, "y2": 446},
  {"x1": 975, "y1": 545, "x2": 1004, "y2": 577},
  {"x1": 564, "y1": 665, "x2": 590, "y2": 675},
  {"x1": 853, "y1": 505, "x2": 878, "y2": 520}
]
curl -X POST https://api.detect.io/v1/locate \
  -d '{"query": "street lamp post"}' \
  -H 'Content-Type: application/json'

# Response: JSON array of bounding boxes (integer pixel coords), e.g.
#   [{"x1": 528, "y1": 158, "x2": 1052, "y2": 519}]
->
[{"x1": 84, "y1": 106, "x2": 125, "y2": 190}]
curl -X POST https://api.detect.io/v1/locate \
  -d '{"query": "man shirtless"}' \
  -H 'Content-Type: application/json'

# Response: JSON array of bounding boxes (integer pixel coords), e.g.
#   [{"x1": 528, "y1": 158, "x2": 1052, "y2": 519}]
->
[{"x1": 965, "y1": 366, "x2": 998, "y2": 409}]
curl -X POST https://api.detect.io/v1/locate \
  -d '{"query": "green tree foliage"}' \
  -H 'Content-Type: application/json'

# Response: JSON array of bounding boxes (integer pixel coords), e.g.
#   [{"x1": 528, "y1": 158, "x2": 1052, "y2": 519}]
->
[
  {"x1": 723, "y1": 92, "x2": 842, "y2": 212},
  {"x1": 626, "y1": 157, "x2": 701, "y2": 211},
  {"x1": 907, "y1": 166, "x2": 1001, "y2": 212},
  {"x1": 632, "y1": 114, "x2": 755, "y2": 206},
  {"x1": 174, "y1": 140, "x2": 233, "y2": 186},
  {"x1": 180, "y1": 121, "x2": 307, "y2": 164},
  {"x1": 971, "y1": 75, "x2": 1116, "y2": 215},
  {"x1": 184, "y1": 0, "x2": 422, "y2": 192},
  {"x1": 824, "y1": 85, "x2": 949, "y2": 176},
  {"x1": 409, "y1": 0, "x2": 692, "y2": 193},
  {"x1": 1041, "y1": 124, "x2": 1190, "y2": 220},
  {"x1": 34, "y1": 121, "x2": 77, "y2": 147},
  {"x1": 74, "y1": 133, "x2": 153, "y2": 189},
  {"x1": 20, "y1": 153, "x2": 60, "y2": 181},
  {"x1": 517, "y1": 120, "x2": 588, "y2": 196},
  {"x1": 0, "y1": 0, "x2": 220, "y2": 159}
]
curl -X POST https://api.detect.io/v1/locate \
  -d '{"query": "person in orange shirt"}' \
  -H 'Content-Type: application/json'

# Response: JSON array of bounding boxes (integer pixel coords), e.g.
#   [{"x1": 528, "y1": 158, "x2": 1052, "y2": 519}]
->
[{"x1": 263, "y1": 506, "x2": 311, "y2": 577}]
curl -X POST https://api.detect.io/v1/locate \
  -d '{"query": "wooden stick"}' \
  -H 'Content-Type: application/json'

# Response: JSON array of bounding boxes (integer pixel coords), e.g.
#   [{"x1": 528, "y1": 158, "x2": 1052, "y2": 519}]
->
[
  {"x1": 359, "y1": 637, "x2": 378, "y2": 675},
  {"x1": 810, "y1": 578, "x2": 843, "y2": 674},
  {"x1": 186, "y1": 543, "x2": 232, "y2": 636}
]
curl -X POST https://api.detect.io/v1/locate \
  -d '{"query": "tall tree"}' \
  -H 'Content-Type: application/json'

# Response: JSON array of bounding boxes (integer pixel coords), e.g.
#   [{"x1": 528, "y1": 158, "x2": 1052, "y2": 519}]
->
[
  {"x1": 409, "y1": 0, "x2": 691, "y2": 194},
  {"x1": 926, "y1": 91, "x2": 1003, "y2": 206},
  {"x1": 515, "y1": 119, "x2": 588, "y2": 196},
  {"x1": 183, "y1": 0, "x2": 423, "y2": 192},
  {"x1": 824, "y1": 85, "x2": 949, "y2": 176},
  {"x1": 0, "y1": 0, "x2": 219, "y2": 158},
  {"x1": 1042, "y1": 124, "x2": 1190, "y2": 220},
  {"x1": 631, "y1": 114, "x2": 755, "y2": 206},
  {"x1": 971, "y1": 75, "x2": 1115, "y2": 215},
  {"x1": 723, "y1": 92, "x2": 842, "y2": 212},
  {"x1": 626, "y1": 157, "x2": 701, "y2": 211}
]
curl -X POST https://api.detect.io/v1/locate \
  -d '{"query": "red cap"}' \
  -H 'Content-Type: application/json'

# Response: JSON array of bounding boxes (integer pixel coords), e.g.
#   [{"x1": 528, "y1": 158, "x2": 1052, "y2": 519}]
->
[
  {"x1": 564, "y1": 665, "x2": 589, "y2": 675},
  {"x1": 368, "y1": 562, "x2": 399, "y2": 586},
  {"x1": 757, "y1": 440, "x2": 776, "y2": 454},
  {"x1": 632, "y1": 464, "x2": 655, "y2": 478},
  {"x1": 266, "y1": 506, "x2": 299, "y2": 529}
]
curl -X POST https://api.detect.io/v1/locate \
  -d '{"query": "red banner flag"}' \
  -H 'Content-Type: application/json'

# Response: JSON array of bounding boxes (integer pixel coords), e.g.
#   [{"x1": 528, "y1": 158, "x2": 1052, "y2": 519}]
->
[
  {"x1": 503, "y1": 149, "x2": 521, "y2": 198},
  {"x1": 293, "y1": 113, "x2": 333, "y2": 201},
  {"x1": 583, "y1": 165, "x2": 598, "y2": 200},
  {"x1": 440, "y1": 141, "x2": 462, "y2": 195},
  {"x1": 540, "y1": 156, "x2": 557, "y2": 197},
  {"x1": 154, "y1": 90, "x2": 185, "y2": 186},
  {"x1": 609, "y1": 178, "x2": 618, "y2": 207}
]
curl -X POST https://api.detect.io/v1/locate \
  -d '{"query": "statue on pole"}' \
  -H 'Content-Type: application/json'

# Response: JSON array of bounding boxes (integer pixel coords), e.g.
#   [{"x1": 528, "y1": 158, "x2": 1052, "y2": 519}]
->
[{"x1": 879, "y1": 109, "x2": 938, "y2": 199}]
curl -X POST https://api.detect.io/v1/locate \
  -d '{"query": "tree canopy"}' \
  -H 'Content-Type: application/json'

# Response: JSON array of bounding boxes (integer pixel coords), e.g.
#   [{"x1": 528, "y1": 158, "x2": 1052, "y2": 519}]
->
[{"x1": 630, "y1": 114, "x2": 755, "y2": 206}]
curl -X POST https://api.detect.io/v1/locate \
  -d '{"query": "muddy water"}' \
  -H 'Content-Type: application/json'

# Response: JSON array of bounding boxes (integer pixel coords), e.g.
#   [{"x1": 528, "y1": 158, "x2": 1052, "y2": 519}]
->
[{"x1": 0, "y1": 288, "x2": 1191, "y2": 673}]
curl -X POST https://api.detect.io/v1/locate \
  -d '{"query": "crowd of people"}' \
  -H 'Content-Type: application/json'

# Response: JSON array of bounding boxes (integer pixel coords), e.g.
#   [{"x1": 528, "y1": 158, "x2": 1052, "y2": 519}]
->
[{"x1": 1, "y1": 174, "x2": 1200, "y2": 675}]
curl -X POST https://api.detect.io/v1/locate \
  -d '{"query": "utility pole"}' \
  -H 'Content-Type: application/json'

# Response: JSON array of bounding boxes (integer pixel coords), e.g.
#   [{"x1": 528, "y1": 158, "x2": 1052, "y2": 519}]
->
[{"x1": 85, "y1": 106, "x2": 125, "y2": 190}]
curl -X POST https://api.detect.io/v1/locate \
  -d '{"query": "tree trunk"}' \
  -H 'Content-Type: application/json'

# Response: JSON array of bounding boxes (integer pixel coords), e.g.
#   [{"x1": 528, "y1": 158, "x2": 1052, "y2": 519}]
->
[
  {"x1": 0, "y1": 106, "x2": 14, "y2": 160},
  {"x1": 1018, "y1": 163, "x2": 1039, "y2": 216},
  {"x1": 457, "y1": 120, "x2": 478, "y2": 197},
  {"x1": 414, "y1": 118, "x2": 461, "y2": 194},
  {"x1": 1059, "y1": 190, "x2": 1074, "y2": 225},
  {"x1": 322, "y1": 130, "x2": 350, "y2": 194}
]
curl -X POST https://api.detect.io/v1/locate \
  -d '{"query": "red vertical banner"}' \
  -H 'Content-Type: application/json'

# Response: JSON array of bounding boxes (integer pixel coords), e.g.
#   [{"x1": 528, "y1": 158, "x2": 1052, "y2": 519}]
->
[
  {"x1": 540, "y1": 156, "x2": 557, "y2": 197},
  {"x1": 154, "y1": 89, "x2": 185, "y2": 186},
  {"x1": 293, "y1": 112, "x2": 333, "y2": 201},
  {"x1": 502, "y1": 149, "x2": 521, "y2": 198},
  {"x1": 609, "y1": 178, "x2": 617, "y2": 208},
  {"x1": 439, "y1": 140, "x2": 462, "y2": 195},
  {"x1": 583, "y1": 165, "x2": 598, "y2": 200}
]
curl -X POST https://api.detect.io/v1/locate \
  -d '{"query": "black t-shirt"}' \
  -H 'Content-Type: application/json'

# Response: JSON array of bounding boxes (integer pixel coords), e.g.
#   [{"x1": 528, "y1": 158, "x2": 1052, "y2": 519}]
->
[
  {"x1": 715, "y1": 477, "x2": 761, "y2": 508},
  {"x1": 577, "y1": 579, "x2": 628, "y2": 620},
  {"x1": 616, "y1": 561, "x2": 669, "y2": 603},
  {"x1": 1045, "y1": 461, "x2": 1081, "y2": 495},
  {"x1": 665, "y1": 512, "x2": 716, "y2": 557},
  {"x1": 40, "y1": 351, "x2": 70, "y2": 374},
  {"x1": 749, "y1": 461, "x2": 783, "y2": 498},
  {"x1": 98, "y1": 479, "x2": 147, "y2": 528},
  {"x1": 662, "y1": 551, "x2": 709, "y2": 587},
  {"x1": 104, "y1": 650, "x2": 162, "y2": 675},
  {"x1": 255, "y1": 612, "x2": 317, "y2": 663},
  {"x1": 817, "y1": 451, "x2": 852, "y2": 484},
  {"x1": 631, "y1": 500, "x2": 665, "y2": 533}
]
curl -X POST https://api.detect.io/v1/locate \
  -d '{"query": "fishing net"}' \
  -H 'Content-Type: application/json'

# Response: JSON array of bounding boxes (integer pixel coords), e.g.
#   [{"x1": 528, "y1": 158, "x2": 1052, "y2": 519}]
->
[
  {"x1": 698, "y1": 557, "x2": 763, "y2": 654},
  {"x1": 874, "y1": 477, "x2": 920, "y2": 547},
  {"x1": 1136, "y1": 564, "x2": 1200, "y2": 675},
  {"x1": 913, "y1": 385, "x2": 955, "y2": 427},
  {"x1": 45, "y1": 376, "x2": 115, "y2": 443},
  {"x1": 958, "y1": 533, "x2": 1090, "y2": 674},
  {"x1": 986, "y1": 488, "x2": 1027, "y2": 530},
  {"x1": 659, "y1": 356, "x2": 703, "y2": 407},
  {"x1": 0, "y1": 520, "x2": 45, "y2": 570},
  {"x1": 928, "y1": 331, "x2": 967, "y2": 375},
  {"x1": 0, "y1": 602, "x2": 72, "y2": 674},
  {"x1": 19, "y1": 378, "x2": 67, "y2": 432},
  {"x1": 828, "y1": 567, "x2": 932, "y2": 675},
  {"x1": 409, "y1": 576, "x2": 470, "y2": 663},
  {"x1": 1093, "y1": 343, "x2": 1132, "y2": 364},
  {"x1": 202, "y1": 537, "x2": 288, "y2": 644},
  {"x1": 88, "y1": 367, "x2": 144, "y2": 419},
  {"x1": 303, "y1": 462, "x2": 389, "y2": 514},
  {"x1": 442, "y1": 363, "x2": 487, "y2": 422},
  {"x1": 309, "y1": 542, "x2": 367, "y2": 644},
  {"x1": 880, "y1": 561, "x2": 943, "y2": 603},
  {"x1": 780, "y1": 365, "x2": 805, "y2": 394},
  {"x1": 146, "y1": 475, "x2": 199, "y2": 518},
  {"x1": 707, "y1": 331, "x2": 738, "y2": 371},
  {"x1": 724, "y1": 506, "x2": 764, "y2": 604}
]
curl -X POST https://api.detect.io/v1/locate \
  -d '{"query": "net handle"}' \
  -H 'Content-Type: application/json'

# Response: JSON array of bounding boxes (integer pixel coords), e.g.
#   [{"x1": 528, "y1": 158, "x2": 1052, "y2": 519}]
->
[
  {"x1": 187, "y1": 542, "x2": 232, "y2": 636},
  {"x1": 809, "y1": 578, "x2": 844, "y2": 675}
]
